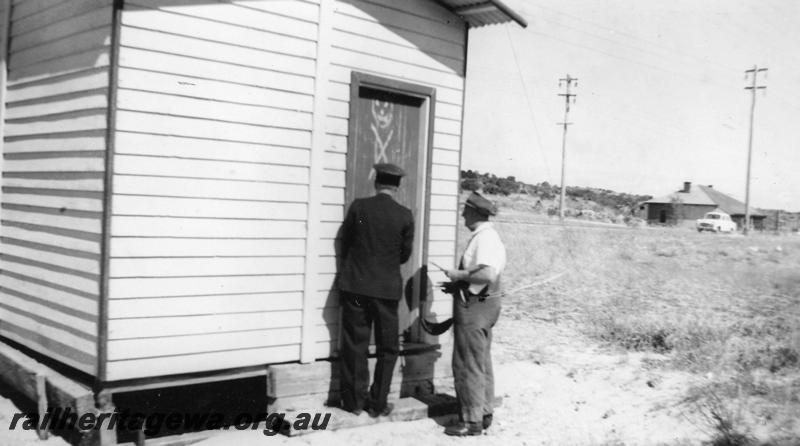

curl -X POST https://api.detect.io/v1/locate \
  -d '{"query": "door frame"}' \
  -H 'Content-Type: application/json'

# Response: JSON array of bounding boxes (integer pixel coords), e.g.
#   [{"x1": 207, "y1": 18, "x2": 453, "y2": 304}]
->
[{"x1": 346, "y1": 71, "x2": 436, "y2": 341}]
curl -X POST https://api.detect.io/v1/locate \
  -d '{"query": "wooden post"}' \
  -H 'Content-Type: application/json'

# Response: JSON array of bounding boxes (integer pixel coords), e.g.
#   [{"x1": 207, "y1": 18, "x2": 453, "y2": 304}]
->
[
  {"x1": 35, "y1": 374, "x2": 49, "y2": 440},
  {"x1": 95, "y1": 391, "x2": 117, "y2": 446},
  {"x1": 135, "y1": 425, "x2": 145, "y2": 446},
  {"x1": 557, "y1": 75, "x2": 577, "y2": 221},
  {"x1": 300, "y1": 0, "x2": 335, "y2": 364},
  {"x1": 98, "y1": 0, "x2": 124, "y2": 385},
  {"x1": 743, "y1": 65, "x2": 767, "y2": 235}
]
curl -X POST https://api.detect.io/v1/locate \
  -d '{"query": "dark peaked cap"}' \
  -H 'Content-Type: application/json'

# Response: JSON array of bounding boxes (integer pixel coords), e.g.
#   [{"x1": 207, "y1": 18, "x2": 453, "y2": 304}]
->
[
  {"x1": 373, "y1": 163, "x2": 406, "y2": 177},
  {"x1": 465, "y1": 191, "x2": 498, "y2": 216},
  {"x1": 374, "y1": 163, "x2": 406, "y2": 187}
]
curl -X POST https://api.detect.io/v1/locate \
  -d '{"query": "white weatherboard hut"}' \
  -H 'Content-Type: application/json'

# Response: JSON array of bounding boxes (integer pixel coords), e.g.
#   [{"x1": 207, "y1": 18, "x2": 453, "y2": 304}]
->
[{"x1": 0, "y1": 0, "x2": 525, "y2": 435}]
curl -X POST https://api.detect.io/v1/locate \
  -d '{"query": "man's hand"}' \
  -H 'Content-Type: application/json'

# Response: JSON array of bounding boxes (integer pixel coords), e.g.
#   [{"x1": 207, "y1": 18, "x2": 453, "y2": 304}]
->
[
  {"x1": 444, "y1": 269, "x2": 466, "y2": 281},
  {"x1": 438, "y1": 281, "x2": 460, "y2": 295},
  {"x1": 448, "y1": 264, "x2": 496, "y2": 286}
]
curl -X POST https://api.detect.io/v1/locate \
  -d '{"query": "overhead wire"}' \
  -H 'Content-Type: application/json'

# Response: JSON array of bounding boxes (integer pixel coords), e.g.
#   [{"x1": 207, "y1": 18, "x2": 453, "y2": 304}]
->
[
  {"x1": 526, "y1": 2, "x2": 782, "y2": 76},
  {"x1": 525, "y1": 3, "x2": 800, "y2": 98},
  {"x1": 504, "y1": 21, "x2": 800, "y2": 118},
  {"x1": 521, "y1": 28, "x2": 741, "y2": 90},
  {"x1": 504, "y1": 26, "x2": 552, "y2": 179},
  {"x1": 536, "y1": 16, "x2": 738, "y2": 79},
  {"x1": 469, "y1": 3, "x2": 800, "y2": 204}
]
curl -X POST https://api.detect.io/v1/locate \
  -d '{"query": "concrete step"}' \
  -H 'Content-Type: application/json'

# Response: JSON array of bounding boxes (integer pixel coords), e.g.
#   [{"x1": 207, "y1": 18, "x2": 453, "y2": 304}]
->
[
  {"x1": 267, "y1": 343, "x2": 452, "y2": 406},
  {"x1": 282, "y1": 394, "x2": 457, "y2": 436}
]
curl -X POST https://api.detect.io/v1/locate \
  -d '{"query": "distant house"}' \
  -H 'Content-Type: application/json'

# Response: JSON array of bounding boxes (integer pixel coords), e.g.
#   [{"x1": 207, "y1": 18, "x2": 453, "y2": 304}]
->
[{"x1": 641, "y1": 182, "x2": 766, "y2": 230}]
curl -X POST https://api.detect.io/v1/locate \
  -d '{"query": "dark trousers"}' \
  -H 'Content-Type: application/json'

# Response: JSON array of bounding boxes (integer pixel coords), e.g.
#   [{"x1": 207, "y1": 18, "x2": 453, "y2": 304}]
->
[
  {"x1": 452, "y1": 295, "x2": 501, "y2": 423},
  {"x1": 340, "y1": 291, "x2": 399, "y2": 412}
]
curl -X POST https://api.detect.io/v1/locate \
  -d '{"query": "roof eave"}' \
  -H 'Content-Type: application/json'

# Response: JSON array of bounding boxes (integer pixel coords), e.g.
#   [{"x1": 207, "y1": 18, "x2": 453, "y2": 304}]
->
[
  {"x1": 437, "y1": 0, "x2": 528, "y2": 28},
  {"x1": 487, "y1": 0, "x2": 528, "y2": 28}
]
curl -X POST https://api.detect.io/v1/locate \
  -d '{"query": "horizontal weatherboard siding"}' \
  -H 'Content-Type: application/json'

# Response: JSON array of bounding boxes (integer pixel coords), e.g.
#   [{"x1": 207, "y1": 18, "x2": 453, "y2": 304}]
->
[
  {"x1": 108, "y1": 311, "x2": 303, "y2": 339},
  {"x1": 107, "y1": 292, "x2": 304, "y2": 319},
  {"x1": 110, "y1": 217, "x2": 306, "y2": 239},
  {"x1": 106, "y1": 345, "x2": 300, "y2": 381},
  {"x1": 109, "y1": 238, "x2": 306, "y2": 258},
  {"x1": 106, "y1": 327, "x2": 302, "y2": 361},
  {"x1": 108, "y1": 275, "x2": 305, "y2": 299},
  {"x1": 104, "y1": 1, "x2": 321, "y2": 379},
  {"x1": 0, "y1": 0, "x2": 112, "y2": 376},
  {"x1": 0, "y1": 319, "x2": 96, "y2": 371}
]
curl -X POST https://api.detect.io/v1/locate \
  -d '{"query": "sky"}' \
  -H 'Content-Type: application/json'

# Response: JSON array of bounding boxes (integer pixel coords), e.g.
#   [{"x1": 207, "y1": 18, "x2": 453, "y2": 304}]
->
[{"x1": 461, "y1": 0, "x2": 800, "y2": 211}]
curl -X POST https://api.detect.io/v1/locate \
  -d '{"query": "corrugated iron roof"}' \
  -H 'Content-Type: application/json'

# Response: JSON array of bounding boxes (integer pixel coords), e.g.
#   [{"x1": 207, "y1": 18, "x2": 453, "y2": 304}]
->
[
  {"x1": 645, "y1": 187, "x2": 716, "y2": 206},
  {"x1": 434, "y1": 0, "x2": 527, "y2": 28},
  {"x1": 645, "y1": 184, "x2": 766, "y2": 216},
  {"x1": 698, "y1": 185, "x2": 766, "y2": 217}
]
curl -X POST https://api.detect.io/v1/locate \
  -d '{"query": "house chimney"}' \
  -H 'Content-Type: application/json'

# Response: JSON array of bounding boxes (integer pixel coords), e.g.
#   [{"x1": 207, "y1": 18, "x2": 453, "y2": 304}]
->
[{"x1": 683, "y1": 181, "x2": 691, "y2": 193}]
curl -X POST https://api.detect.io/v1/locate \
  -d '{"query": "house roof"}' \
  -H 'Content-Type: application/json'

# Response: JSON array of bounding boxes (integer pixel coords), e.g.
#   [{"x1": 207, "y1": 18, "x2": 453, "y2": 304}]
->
[
  {"x1": 645, "y1": 187, "x2": 716, "y2": 206},
  {"x1": 645, "y1": 184, "x2": 766, "y2": 217},
  {"x1": 435, "y1": 0, "x2": 528, "y2": 28},
  {"x1": 699, "y1": 185, "x2": 765, "y2": 216}
]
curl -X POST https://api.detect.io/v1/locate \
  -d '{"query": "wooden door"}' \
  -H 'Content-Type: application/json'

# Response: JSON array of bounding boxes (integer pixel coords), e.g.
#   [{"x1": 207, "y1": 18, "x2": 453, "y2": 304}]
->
[
  {"x1": 345, "y1": 73, "x2": 435, "y2": 343},
  {"x1": 346, "y1": 87, "x2": 422, "y2": 214}
]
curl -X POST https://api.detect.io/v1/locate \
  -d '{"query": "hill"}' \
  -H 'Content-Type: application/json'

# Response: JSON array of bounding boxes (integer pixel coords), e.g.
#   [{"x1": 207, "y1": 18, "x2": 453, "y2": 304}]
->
[{"x1": 461, "y1": 170, "x2": 652, "y2": 223}]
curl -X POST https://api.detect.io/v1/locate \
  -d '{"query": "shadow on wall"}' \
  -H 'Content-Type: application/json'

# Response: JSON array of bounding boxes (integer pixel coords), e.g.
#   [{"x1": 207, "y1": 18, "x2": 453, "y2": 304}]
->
[
  {"x1": 338, "y1": 0, "x2": 466, "y2": 75},
  {"x1": 114, "y1": 0, "x2": 465, "y2": 77}
]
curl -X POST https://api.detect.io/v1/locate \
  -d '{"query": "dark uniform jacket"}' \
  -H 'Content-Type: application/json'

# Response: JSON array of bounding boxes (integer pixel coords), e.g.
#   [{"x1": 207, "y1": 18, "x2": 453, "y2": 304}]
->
[{"x1": 338, "y1": 193, "x2": 414, "y2": 300}]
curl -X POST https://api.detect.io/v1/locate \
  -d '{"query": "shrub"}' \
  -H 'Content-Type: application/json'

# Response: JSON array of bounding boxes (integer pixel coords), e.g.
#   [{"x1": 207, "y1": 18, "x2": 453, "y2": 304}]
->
[{"x1": 688, "y1": 385, "x2": 756, "y2": 446}]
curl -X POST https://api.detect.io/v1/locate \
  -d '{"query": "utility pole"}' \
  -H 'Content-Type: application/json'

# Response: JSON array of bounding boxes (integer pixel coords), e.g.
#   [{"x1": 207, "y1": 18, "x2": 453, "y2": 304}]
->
[
  {"x1": 743, "y1": 66, "x2": 767, "y2": 235},
  {"x1": 557, "y1": 74, "x2": 577, "y2": 221}
]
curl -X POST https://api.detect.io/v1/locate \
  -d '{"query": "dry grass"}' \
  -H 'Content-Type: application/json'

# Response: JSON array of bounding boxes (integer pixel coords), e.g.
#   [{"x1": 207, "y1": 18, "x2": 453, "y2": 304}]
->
[
  {"x1": 486, "y1": 223, "x2": 800, "y2": 373},
  {"x1": 456, "y1": 197, "x2": 800, "y2": 443}
]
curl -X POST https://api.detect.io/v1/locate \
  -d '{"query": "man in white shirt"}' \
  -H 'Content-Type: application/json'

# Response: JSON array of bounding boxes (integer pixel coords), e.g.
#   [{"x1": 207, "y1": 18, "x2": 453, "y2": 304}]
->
[{"x1": 443, "y1": 191, "x2": 507, "y2": 436}]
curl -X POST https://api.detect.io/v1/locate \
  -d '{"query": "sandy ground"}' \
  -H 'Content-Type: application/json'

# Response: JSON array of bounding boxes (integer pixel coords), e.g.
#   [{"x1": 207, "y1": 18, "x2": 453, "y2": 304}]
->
[
  {"x1": 195, "y1": 319, "x2": 711, "y2": 446},
  {"x1": 0, "y1": 318, "x2": 718, "y2": 446}
]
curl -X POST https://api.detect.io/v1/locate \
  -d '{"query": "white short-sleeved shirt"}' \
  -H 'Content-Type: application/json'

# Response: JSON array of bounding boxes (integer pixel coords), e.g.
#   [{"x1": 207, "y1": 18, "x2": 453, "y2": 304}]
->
[{"x1": 460, "y1": 221, "x2": 507, "y2": 294}]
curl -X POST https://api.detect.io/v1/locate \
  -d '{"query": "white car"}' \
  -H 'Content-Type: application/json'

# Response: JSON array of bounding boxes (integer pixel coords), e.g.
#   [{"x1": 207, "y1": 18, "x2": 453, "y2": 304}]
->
[{"x1": 696, "y1": 211, "x2": 737, "y2": 233}]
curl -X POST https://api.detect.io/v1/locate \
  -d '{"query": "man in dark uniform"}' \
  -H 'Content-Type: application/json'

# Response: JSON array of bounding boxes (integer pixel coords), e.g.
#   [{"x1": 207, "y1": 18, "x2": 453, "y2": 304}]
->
[{"x1": 338, "y1": 163, "x2": 415, "y2": 417}]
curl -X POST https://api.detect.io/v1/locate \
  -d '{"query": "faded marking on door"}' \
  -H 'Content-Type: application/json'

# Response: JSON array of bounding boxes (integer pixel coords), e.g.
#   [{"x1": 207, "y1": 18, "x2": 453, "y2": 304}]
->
[{"x1": 368, "y1": 100, "x2": 395, "y2": 180}]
